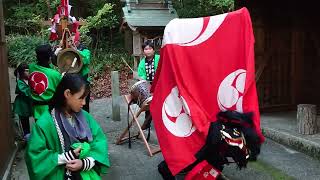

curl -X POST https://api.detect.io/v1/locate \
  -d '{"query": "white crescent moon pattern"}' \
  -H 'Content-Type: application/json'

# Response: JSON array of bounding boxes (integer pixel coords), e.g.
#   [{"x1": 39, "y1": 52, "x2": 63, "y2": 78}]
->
[
  {"x1": 162, "y1": 13, "x2": 227, "y2": 47},
  {"x1": 217, "y1": 69, "x2": 246, "y2": 112},
  {"x1": 162, "y1": 87, "x2": 196, "y2": 137}
]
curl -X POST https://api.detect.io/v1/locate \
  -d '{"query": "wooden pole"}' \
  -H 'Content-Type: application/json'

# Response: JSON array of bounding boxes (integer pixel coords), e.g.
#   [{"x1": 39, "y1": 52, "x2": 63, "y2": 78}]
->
[
  {"x1": 0, "y1": 1, "x2": 16, "y2": 177},
  {"x1": 111, "y1": 71, "x2": 121, "y2": 121},
  {"x1": 116, "y1": 95, "x2": 161, "y2": 156}
]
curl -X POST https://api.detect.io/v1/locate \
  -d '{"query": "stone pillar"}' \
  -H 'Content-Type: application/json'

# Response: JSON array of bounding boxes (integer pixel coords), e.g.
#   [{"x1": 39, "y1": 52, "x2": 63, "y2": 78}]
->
[{"x1": 111, "y1": 71, "x2": 121, "y2": 121}]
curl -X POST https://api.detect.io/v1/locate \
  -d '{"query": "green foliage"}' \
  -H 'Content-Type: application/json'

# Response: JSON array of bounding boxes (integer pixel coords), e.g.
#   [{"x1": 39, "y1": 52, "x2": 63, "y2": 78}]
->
[
  {"x1": 200, "y1": 0, "x2": 234, "y2": 14},
  {"x1": 4, "y1": 0, "x2": 60, "y2": 34},
  {"x1": 34, "y1": 0, "x2": 60, "y2": 18},
  {"x1": 80, "y1": 3, "x2": 118, "y2": 32},
  {"x1": 8, "y1": 4, "x2": 37, "y2": 20},
  {"x1": 79, "y1": 3, "x2": 119, "y2": 56},
  {"x1": 173, "y1": 0, "x2": 234, "y2": 18},
  {"x1": 6, "y1": 35, "x2": 49, "y2": 67},
  {"x1": 79, "y1": 33, "x2": 93, "y2": 49},
  {"x1": 5, "y1": 4, "x2": 41, "y2": 34},
  {"x1": 90, "y1": 49, "x2": 132, "y2": 75},
  {"x1": 11, "y1": 0, "x2": 60, "y2": 19},
  {"x1": 73, "y1": 0, "x2": 122, "y2": 20}
]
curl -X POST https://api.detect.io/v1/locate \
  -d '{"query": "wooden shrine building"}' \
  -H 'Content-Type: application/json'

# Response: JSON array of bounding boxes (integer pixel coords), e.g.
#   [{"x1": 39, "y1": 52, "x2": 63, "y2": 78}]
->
[
  {"x1": 121, "y1": 0, "x2": 178, "y2": 69},
  {"x1": 236, "y1": 0, "x2": 320, "y2": 112}
]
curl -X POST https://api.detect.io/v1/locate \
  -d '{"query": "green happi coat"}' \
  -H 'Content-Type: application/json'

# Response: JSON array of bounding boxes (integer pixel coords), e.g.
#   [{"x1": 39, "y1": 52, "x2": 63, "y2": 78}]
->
[
  {"x1": 71, "y1": 142, "x2": 101, "y2": 180},
  {"x1": 25, "y1": 110, "x2": 110, "y2": 180},
  {"x1": 137, "y1": 54, "x2": 160, "y2": 80},
  {"x1": 78, "y1": 49, "x2": 91, "y2": 82},
  {"x1": 13, "y1": 79, "x2": 32, "y2": 117},
  {"x1": 29, "y1": 63, "x2": 61, "y2": 119}
]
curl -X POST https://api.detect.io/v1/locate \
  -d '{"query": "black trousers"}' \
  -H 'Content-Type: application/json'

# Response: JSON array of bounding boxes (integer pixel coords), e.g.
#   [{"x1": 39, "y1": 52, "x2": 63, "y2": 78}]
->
[
  {"x1": 141, "y1": 110, "x2": 152, "y2": 130},
  {"x1": 19, "y1": 116, "x2": 30, "y2": 135}
]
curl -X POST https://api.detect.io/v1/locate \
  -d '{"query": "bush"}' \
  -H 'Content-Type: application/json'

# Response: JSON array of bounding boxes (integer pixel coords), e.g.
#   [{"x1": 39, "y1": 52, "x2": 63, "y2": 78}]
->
[
  {"x1": 6, "y1": 34, "x2": 49, "y2": 67},
  {"x1": 173, "y1": 0, "x2": 234, "y2": 18},
  {"x1": 90, "y1": 49, "x2": 133, "y2": 75}
]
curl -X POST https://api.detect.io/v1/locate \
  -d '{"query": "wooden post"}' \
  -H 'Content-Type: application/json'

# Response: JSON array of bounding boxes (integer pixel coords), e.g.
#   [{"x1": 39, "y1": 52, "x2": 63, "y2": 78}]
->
[
  {"x1": 291, "y1": 30, "x2": 303, "y2": 107},
  {"x1": 133, "y1": 56, "x2": 139, "y2": 71},
  {"x1": 297, "y1": 104, "x2": 317, "y2": 135},
  {"x1": 0, "y1": 1, "x2": 16, "y2": 177},
  {"x1": 132, "y1": 31, "x2": 142, "y2": 70},
  {"x1": 317, "y1": 115, "x2": 320, "y2": 133},
  {"x1": 111, "y1": 71, "x2": 121, "y2": 121}
]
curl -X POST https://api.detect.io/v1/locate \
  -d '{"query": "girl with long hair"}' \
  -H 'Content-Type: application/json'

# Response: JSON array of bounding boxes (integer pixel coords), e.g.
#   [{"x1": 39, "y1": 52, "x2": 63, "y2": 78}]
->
[{"x1": 26, "y1": 73, "x2": 110, "y2": 180}]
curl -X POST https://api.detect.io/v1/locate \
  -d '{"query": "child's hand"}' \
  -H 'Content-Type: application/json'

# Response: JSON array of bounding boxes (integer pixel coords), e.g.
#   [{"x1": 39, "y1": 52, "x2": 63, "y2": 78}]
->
[
  {"x1": 66, "y1": 159, "x2": 83, "y2": 171},
  {"x1": 73, "y1": 146, "x2": 82, "y2": 157}
]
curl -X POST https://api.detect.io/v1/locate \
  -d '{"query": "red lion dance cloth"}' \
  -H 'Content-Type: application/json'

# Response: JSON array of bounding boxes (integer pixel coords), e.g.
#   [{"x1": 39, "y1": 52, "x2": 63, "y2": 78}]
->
[{"x1": 150, "y1": 7, "x2": 264, "y2": 177}]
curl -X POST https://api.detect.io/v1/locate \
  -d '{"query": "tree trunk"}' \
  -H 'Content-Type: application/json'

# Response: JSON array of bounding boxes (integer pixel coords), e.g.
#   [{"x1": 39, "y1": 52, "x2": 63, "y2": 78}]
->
[
  {"x1": 109, "y1": 28, "x2": 113, "y2": 49},
  {"x1": 45, "y1": 0, "x2": 52, "y2": 19},
  {"x1": 93, "y1": 31, "x2": 100, "y2": 57},
  {"x1": 297, "y1": 104, "x2": 317, "y2": 135}
]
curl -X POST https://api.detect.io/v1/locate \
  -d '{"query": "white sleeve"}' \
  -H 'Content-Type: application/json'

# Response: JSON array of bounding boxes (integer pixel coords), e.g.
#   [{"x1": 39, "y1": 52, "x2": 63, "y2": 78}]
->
[
  {"x1": 58, "y1": 154, "x2": 68, "y2": 165},
  {"x1": 57, "y1": 150, "x2": 77, "y2": 165},
  {"x1": 82, "y1": 157, "x2": 95, "y2": 171}
]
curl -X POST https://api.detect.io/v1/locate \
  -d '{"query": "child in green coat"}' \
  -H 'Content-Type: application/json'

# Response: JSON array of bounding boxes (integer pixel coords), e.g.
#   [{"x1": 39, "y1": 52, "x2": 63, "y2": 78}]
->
[
  {"x1": 137, "y1": 40, "x2": 160, "y2": 83},
  {"x1": 26, "y1": 73, "x2": 110, "y2": 180},
  {"x1": 29, "y1": 44, "x2": 62, "y2": 120},
  {"x1": 137, "y1": 40, "x2": 160, "y2": 139},
  {"x1": 13, "y1": 63, "x2": 32, "y2": 137}
]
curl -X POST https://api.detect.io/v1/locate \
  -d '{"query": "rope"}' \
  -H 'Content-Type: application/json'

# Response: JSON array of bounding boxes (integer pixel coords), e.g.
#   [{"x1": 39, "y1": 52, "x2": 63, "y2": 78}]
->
[{"x1": 51, "y1": 109, "x2": 65, "y2": 152}]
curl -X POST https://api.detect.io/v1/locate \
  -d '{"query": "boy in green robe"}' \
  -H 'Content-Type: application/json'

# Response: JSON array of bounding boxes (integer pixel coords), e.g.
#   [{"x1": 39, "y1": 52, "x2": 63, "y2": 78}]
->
[
  {"x1": 137, "y1": 40, "x2": 160, "y2": 133},
  {"x1": 26, "y1": 73, "x2": 110, "y2": 180},
  {"x1": 137, "y1": 40, "x2": 160, "y2": 82},
  {"x1": 13, "y1": 63, "x2": 32, "y2": 137},
  {"x1": 28, "y1": 44, "x2": 62, "y2": 120}
]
